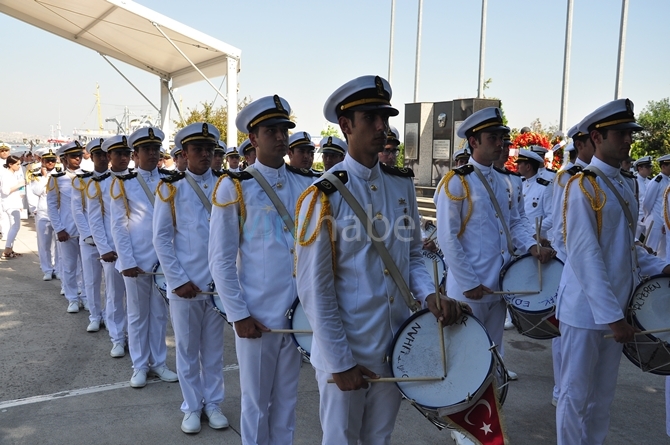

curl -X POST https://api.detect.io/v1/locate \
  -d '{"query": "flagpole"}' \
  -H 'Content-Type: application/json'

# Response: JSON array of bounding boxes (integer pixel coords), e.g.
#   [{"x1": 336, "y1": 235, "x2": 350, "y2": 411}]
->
[
  {"x1": 413, "y1": 0, "x2": 424, "y2": 102},
  {"x1": 476, "y1": 0, "x2": 488, "y2": 99},
  {"x1": 388, "y1": 0, "x2": 396, "y2": 84},
  {"x1": 559, "y1": 0, "x2": 574, "y2": 134},
  {"x1": 614, "y1": 0, "x2": 629, "y2": 99}
]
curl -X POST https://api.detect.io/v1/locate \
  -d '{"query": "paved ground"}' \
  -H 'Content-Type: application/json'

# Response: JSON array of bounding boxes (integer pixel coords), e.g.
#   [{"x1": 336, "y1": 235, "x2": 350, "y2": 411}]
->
[{"x1": 0, "y1": 218, "x2": 668, "y2": 444}]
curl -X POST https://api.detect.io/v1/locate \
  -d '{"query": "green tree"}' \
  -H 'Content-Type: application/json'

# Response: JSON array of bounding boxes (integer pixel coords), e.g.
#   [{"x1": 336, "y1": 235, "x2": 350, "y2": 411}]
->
[
  {"x1": 320, "y1": 125, "x2": 343, "y2": 139},
  {"x1": 631, "y1": 98, "x2": 670, "y2": 164},
  {"x1": 397, "y1": 142, "x2": 405, "y2": 167},
  {"x1": 175, "y1": 98, "x2": 252, "y2": 146}
]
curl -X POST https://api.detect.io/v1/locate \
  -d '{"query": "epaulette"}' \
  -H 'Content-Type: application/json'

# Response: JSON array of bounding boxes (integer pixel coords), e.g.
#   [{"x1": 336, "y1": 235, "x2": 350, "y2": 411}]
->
[
  {"x1": 566, "y1": 165, "x2": 582, "y2": 176},
  {"x1": 227, "y1": 170, "x2": 253, "y2": 180},
  {"x1": 582, "y1": 169, "x2": 597, "y2": 178},
  {"x1": 537, "y1": 177, "x2": 551, "y2": 186},
  {"x1": 655, "y1": 175, "x2": 663, "y2": 183},
  {"x1": 115, "y1": 172, "x2": 138, "y2": 181},
  {"x1": 50, "y1": 171, "x2": 66, "y2": 178},
  {"x1": 160, "y1": 171, "x2": 186, "y2": 183},
  {"x1": 286, "y1": 164, "x2": 320, "y2": 177},
  {"x1": 314, "y1": 171, "x2": 348, "y2": 195},
  {"x1": 158, "y1": 168, "x2": 178, "y2": 176},
  {"x1": 55, "y1": 167, "x2": 62, "y2": 172},
  {"x1": 453, "y1": 164, "x2": 474, "y2": 176},
  {"x1": 213, "y1": 169, "x2": 228, "y2": 178},
  {"x1": 380, "y1": 163, "x2": 414, "y2": 177},
  {"x1": 91, "y1": 172, "x2": 111, "y2": 182},
  {"x1": 621, "y1": 170, "x2": 635, "y2": 179},
  {"x1": 545, "y1": 167, "x2": 557, "y2": 173},
  {"x1": 493, "y1": 166, "x2": 520, "y2": 177},
  {"x1": 76, "y1": 171, "x2": 94, "y2": 179},
  {"x1": 31, "y1": 167, "x2": 41, "y2": 174}
]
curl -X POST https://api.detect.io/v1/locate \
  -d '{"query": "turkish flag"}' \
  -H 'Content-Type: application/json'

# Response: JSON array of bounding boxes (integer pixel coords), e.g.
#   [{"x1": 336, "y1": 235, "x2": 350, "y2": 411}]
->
[{"x1": 442, "y1": 377, "x2": 508, "y2": 445}]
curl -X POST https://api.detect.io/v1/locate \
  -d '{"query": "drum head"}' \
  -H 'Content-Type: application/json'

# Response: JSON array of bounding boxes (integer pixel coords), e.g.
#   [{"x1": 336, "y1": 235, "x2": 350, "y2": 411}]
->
[
  {"x1": 422, "y1": 250, "x2": 446, "y2": 288},
  {"x1": 389, "y1": 310, "x2": 493, "y2": 409},
  {"x1": 152, "y1": 263, "x2": 168, "y2": 303},
  {"x1": 289, "y1": 298, "x2": 312, "y2": 357},
  {"x1": 500, "y1": 254, "x2": 563, "y2": 313},
  {"x1": 630, "y1": 275, "x2": 670, "y2": 344}
]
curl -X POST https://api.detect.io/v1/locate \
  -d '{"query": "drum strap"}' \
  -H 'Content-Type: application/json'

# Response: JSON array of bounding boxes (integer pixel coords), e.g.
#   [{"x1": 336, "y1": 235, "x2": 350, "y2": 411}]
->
[
  {"x1": 471, "y1": 166, "x2": 517, "y2": 256},
  {"x1": 135, "y1": 173, "x2": 155, "y2": 207},
  {"x1": 585, "y1": 166, "x2": 639, "y2": 269},
  {"x1": 245, "y1": 166, "x2": 295, "y2": 239},
  {"x1": 322, "y1": 172, "x2": 421, "y2": 312},
  {"x1": 184, "y1": 173, "x2": 212, "y2": 215}
]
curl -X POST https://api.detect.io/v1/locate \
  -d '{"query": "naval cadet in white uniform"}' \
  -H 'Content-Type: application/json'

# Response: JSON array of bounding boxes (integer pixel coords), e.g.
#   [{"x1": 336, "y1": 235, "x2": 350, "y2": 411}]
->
[
  {"x1": 516, "y1": 149, "x2": 554, "y2": 238},
  {"x1": 72, "y1": 139, "x2": 106, "y2": 332},
  {"x1": 110, "y1": 127, "x2": 178, "y2": 388},
  {"x1": 153, "y1": 123, "x2": 228, "y2": 435},
  {"x1": 633, "y1": 156, "x2": 652, "y2": 239},
  {"x1": 319, "y1": 135, "x2": 347, "y2": 172},
  {"x1": 556, "y1": 98, "x2": 670, "y2": 445},
  {"x1": 296, "y1": 75, "x2": 463, "y2": 445},
  {"x1": 30, "y1": 148, "x2": 59, "y2": 281},
  {"x1": 212, "y1": 140, "x2": 226, "y2": 172},
  {"x1": 240, "y1": 138, "x2": 255, "y2": 167},
  {"x1": 642, "y1": 154, "x2": 670, "y2": 257},
  {"x1": 224, "y1": 145, "x2": 242, "y2": 173},
  {"x1": 47, "y1": 142, "x2": 85, "y2": 313},
  {"x1": 210, "y1": 95, "x2": 316, "y2": 445},
  {"x1": 87, "y1": 135, "x2": 129, "y2": 358}
]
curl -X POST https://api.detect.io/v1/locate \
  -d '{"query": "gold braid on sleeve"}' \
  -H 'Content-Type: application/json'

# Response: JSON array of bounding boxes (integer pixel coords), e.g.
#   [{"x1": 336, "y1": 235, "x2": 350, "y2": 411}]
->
[
  {"x1": 663, "y1": 186, "x2": 670, "y2": 231},
  {"x1": 71, "y1": 177, "x2": 87, "y2": 211},
  {"x1": 295, "y1": 185, "x2": 336, "y2": 274},
  {"x1": 564, "y1": 173, "x2": 606, "y2": 245},
  {"x1": 439, "y1": 170, "x2": 472, "y2": 237},
  {"x1": 86, "y1": 179, "x2": 105, "y2": 217},
  {"x1": 212, "y1": 176, "x2": 246, "y2": 232},
  {"x1": 555, "y1": 170, "x2": 567, "y2": 189},
  {"x1": 46, "y1": 176, "x2": 60, "y2": 209},
  {"x1": 109, "y1": 177, "x2": 131, "y2": 219},
  {"x1": 156, "y1": 182, "x2": 177, "y2": 228}
]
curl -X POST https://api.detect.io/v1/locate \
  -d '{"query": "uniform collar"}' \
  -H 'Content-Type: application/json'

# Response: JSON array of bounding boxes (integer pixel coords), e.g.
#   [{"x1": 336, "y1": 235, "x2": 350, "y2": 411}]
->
[
  {"x1": 575, "y1": 158, "x2": 589, "y2": 168},
  {"x1": 469, "y1": 158, "x2": 492, "y2": 174},
  {"x1": 186, "y1": 168, "x2": 212, "y2": 183},
  {"x1": 111, "y1": 169, "x2": 129, "y2": 176},
  {"x1": 343, "y1": 155, "x2": 380, "y2": 181},
  {"x1": 92, "y1": 169, "x2": 109, "y2": 177},
  {"x1": 138, "y1": 167, "x2": 158, "y2": 178},
  {"x1": 590, "y1": 157, "x2": 619, "y2": 178}
]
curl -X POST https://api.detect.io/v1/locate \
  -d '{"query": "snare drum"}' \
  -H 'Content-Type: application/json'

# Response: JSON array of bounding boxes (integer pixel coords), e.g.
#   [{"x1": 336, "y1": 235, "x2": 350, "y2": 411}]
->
[
  {"x1": 499, "y1": 254, "x2": 563, "y2": 340},
  {"x1": 286, "y1": 298, "x2": 312, "y2": 360},
  {"x1": 623, "y1": 275, "x2": 670, "y2": 375},
  {"x1": 208, "y1": 282, "x2": 230, "y2": 324},
  {"x1": 152, "y1": 263, "x2": 168, "y2": 305},
  {"x1": 388, "y1": 309, "x2": 508, "y2": 429},
  {"x1": 423, "y1": 250, "x2": 446, "y2": 290}
]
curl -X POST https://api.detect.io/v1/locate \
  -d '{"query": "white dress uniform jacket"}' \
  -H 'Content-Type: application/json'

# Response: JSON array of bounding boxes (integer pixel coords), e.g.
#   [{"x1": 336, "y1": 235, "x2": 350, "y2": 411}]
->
[
  {"x1": 550, "y1": 159, "x2": 588, "y2": 262},
  {"x1": 636, "y1": 174, "x2": 650, "y2": 238},
  {"x1": 522, "y1": 172, "x2": 553, "y2": 238},
  {"x1": 642, "y1": 172, "x2": 670, "y2": 255}
]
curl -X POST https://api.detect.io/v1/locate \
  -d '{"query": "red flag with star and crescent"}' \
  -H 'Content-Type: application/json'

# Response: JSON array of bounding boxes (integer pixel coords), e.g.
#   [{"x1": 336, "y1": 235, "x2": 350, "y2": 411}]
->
[{"x1": 443, "y1": 377, "x2": 508, "y2": 445}]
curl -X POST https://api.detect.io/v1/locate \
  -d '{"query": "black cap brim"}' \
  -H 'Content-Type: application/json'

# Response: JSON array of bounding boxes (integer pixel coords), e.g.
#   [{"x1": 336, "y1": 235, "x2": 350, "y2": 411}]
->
[
  {"x1": 608, "y1": 122, "x2": 643, "y2": 132},
  {"x1": 350, "y1": 104, "x2": 399, "y2": 117},
  {"x1": 255, "y1": 117, "x2": 296, "y2": 129}
]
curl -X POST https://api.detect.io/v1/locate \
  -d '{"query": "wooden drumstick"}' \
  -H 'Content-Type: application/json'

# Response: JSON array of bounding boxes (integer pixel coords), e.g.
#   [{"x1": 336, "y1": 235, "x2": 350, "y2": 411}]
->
[
  {"x1": 432, "y1": 261, "x2": 447, "y2": 378},
  {"x1": 267, "y1": 329, "x2": 313, "y2": 334},
  {"x1": 642, "y1": 220, "x2": 654, "y2": 248},
  {"x1": 490, "y1": 290, "x2": 540, "y2": 295},
  {"x1": 139, "y1": 272, "x2": 163, "y2": 276},
  {"x1": 327, "y1": 376, "x2": 444, "y2": 384},
  {"x1": 603, "y1": 326, "x2": 670, "y2": 339},
  {"x1": 536, "y1": 216, "x2": 543, "y2": 291},
  {"x1": 171, "y1": 290, "x2": 217, "y2": 295}
]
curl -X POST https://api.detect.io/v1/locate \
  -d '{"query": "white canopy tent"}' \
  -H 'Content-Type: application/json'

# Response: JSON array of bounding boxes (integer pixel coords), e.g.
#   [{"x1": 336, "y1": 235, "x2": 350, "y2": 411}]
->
[{"x1": 0, "y1": 0, "x2": 241, "y2": 147}]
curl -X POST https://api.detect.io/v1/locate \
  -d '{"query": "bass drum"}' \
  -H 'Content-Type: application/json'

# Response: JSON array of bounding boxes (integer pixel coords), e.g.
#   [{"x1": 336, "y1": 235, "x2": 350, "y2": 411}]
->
[
  {"x1": 422, "y1": 250, "x2": 446, "y2": 290},
  {"x1": 152, "y1": 263, "x2": 168, "y2": 305},
  {"x1": 623, "y1": 275, "x2": 670, "y2": 375},
  {"x1": 286, "y1": 298, "x2": 312, "y2": 361}
]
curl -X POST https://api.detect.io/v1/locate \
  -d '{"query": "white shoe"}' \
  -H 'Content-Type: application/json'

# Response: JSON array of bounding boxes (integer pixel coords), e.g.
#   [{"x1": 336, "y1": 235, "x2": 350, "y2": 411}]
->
[
  {"x1": 81, "y1": 299, "x2": 89, "y2": 311},
  {"x1": 42, "y1": 273, "x2": 52, "y2": 281},
  {"x1": 504, "y1": 319, "x2": 514, "y2": 330},
  {"x1": 451, "y1": 430, "x2": 475, "y2": 445},
  {"x1": 60, "y1": 287, "x2": 65, "y2": 296},
  {"x1": 507, "y1": 370, "x2": 518, "y2": 380},
  {"x1": 181, "y1": 412, "x2": 201, "y2": 434},
  {"x1": 148, "y1": 365, "x2": 178, "y2": 382},
  {"x1": 86, "y1": 320, "x2": 100, "y2": 332},
  {"x1": 110, "y1": 343, "x2": 125, "y2": 358},
  {"x1": 67, "y1": 301, "x2": 79, "y2": 313},
  {"x1": 552, "y1": 397, "x2": 558, "y2": 407},
  {"x1": 130, "y1": 369, "x2": 147, "y2": 388},
  {"x1": 204, "y1": 408, "x2": 229, "y2": 429}
]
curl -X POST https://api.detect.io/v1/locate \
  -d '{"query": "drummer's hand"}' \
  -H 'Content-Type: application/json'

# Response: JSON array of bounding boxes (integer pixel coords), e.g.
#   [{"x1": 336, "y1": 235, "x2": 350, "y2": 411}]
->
[
  {"x1": 100, "y1": 251, "x2": 118, "y2": 263},
  {"x1": 422, "y1": 239, "x2": 438, "y2": 253},
  {"x1": 121, "y1": 267, "x2": 144, "y2": 278},
  {"x1": 540, "y1": 238, "x2": 552, "y2": 248},
  {"x1": 426, "y1": 293, "x2": 468, "y2": 326},
  {"x1": 332, "y1": 364, "x2": 379, "y2": 391},
  {"x1": 463, "y1": 284, "x2": 492, "y2": 300},
  {"x1": 530, "y1": 245, "x2": 555, "y2": 264},
  {"x1": 174, "y1": 281, "x2": 200, "y2": 299},
  {"x1": 636, "y1": 241, "x2": 654, "y2": 255},
  {"x1": 56, "y1": 230, "x2": 70, "y2": 242},
  {"x1": 608, "y1": 319, "x2": 639, "y2": 343},
  {"x1": 234, "y1": 316, "x2": 270, "y2": 339}
]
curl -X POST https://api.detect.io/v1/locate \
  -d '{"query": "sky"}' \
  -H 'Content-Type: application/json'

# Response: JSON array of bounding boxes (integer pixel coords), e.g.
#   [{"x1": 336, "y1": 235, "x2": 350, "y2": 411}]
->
[{"x1": 1, "y1": 0, "x2": 669, "y2": 142}]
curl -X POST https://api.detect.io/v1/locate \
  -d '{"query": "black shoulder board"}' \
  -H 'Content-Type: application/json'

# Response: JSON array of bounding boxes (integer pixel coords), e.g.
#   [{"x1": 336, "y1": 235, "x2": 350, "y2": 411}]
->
[
  {"x1": 315, "y1": 171, "x2": 348, "y2": 195},
  {"x1": 286, "y1": 164, "x2": 320, "y2": 177},
  {"x1": 212, "y1": 169, "x2": 227, "y2": 178},
  {"x1": 583, "y1": 169, "x2": 597, "y2": 178},
  {"x1": 380, "y1": 163, "x2": 414, "y2": 177},
  {"x1": 453, "y1": 164, "x2": 474, "y2": 176},
  {"x1": 76, "y1": 171, "x2": 94, "y2": 179},
  {"x1": 227, "y1": 170, "x2": 253, "y2": 180},
  {"x1": 566, "y1": 165, "x2": 582, "y2": 176},
  {"x1": 545, "y1": 167, "x2": 557, "y2": 173},
  {"x1": 537, "y1": 177, "x2": 551, "y2": 186},
  {"x1": 655, "y1": 175, "x2": 663, "y2": 183},
  {"x1": 160, "y1": 171, "x2": 186, "y2": 183},
  {"x1": 55, "y1": 167, "x2": 62, "y2": 173},
  {"x1": 92, "y1": 172, "x2": 111, "y2": 182},
  {"x1": 116, "y1": 172, "x2": 138, "y2": 181},
  {"x1": 620, "y1": 170, "x2": 635, "y2": 179},
  {"x1": 51, "y1": 171, "x2": 66, "y2": 178},
  {"x1": 158, "y1": 168, "x2": 177, "y2": 176},
  {"x1": 493, "y1": 166, "x2": 507, "y2": 175},
  {"x1": 31, "y1": 167, "x2": 41, "y2": 174}
]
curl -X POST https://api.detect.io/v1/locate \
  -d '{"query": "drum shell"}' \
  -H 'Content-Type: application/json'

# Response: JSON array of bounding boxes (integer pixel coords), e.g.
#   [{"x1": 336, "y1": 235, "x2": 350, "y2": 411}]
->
[
  {"x1": 287, "y1": 297, "x2": 312, "y2": 360},
  {"x1": 152, "y1": 263, "x2": 169, "y2": 305}
]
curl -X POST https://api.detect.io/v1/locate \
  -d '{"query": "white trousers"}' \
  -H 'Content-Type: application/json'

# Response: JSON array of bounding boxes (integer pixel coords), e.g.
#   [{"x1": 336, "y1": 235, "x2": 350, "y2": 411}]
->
[
  {"x1": 170, "y1": 298, "x2": 225, "y2": 414},
  {"x1": 236, "y1": 332, "x2": 301, "y2": 445},
  {"x1": 315, "y1": 367, "x2": 402, "y2": 445},
  {"x1": 0, "y1": 199, "x2": 8, "y2": 238},
  {"x1": 4, "y1": 209, "x2": 20, "y2": 249},
  {"x1": 466, "y1": 299, "x2": 507, "y2": 357},
  {"x1": 36, "y1": 218, "x2": 57, "y2": 274},
  {"x1": 80, "y1": 242, "x2": 104, "y2": 323},
  {"x1": 649, "y1": 223, "x2": 666, "y2": 258},
  {"x1": 552, "y1": 336, "x2": 562, "y2": 400},
  {"x1": 556, "y1": 323, "x2": 623, "y2": 445},
  {"x1": 102, "y1": 261, "x2": 126, "y2": 344},
  {"x1": 125, "y1": 275, "x2": 168, "y2": 371},
  {"x1": 57, "y1": 238, "x2": 81, "y2": 302}
]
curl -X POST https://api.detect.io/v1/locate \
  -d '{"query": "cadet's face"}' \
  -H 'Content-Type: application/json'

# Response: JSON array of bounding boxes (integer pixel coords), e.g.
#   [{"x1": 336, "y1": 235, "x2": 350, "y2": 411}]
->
[
  {"x1": 516, "y1": 161, "x2": 533, "y2": 178},
  {"x1": 636, "y1": 163, "x2": 652, "y2": 178},
  {"x1": 65, "y1": 153, "x2": 82, "y2": 169},
  {"x1": 211, "y1": 152, "x2": 224, "y2": 169},
  {"x1": 288, "y1": 146, "x2": 314, "y2": 169},
  {"x1": 341, "y1": 110, "x2": 389, "y2": 155},
  {"x1": 251, "y1": 125, "x2": 290, "y2": 164},
  {"x1": 227, "y1": 155, "x2": 240, "y2": 169},
  {"x1": 175, "y1": 153, "x2": 188, "y2": 171},
  {"x1": 469, "y1": 131, "x2": 504, "y2": 165},
  {"x1": 661, "y1": 162, "x2": 670, "y2": 176},
  {"x1": 322, "y1": 152, "x2": 344, "y2": 171},
  {"x1": 593, "y1": 129, "x2": 633, "y2": 167},
  {"x1": 575, "y1": 138, "x2": 595, "y2": 164},
  {"x1": 183, "y1": 142, "x2": 215, "y2": 175},
  {"x1": 109, "y1": 150, "x2": 131, "y2": 171},
  {"x1": 379, "y1": 143, "x2": 399, "y2": 165},
  {"x1": 0, "y1": 150, "x2": 9, "y2": 159},
  {"x1": 137, "y1": 143, "x2": 161, "y2": 171},
  {"x1": 91, "y1": 151, "x2": 108, "y2": 171},
  {"x1": 244, "y1": 148, "x2": 256, "y2": 165}
]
